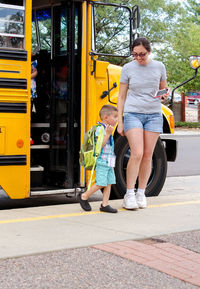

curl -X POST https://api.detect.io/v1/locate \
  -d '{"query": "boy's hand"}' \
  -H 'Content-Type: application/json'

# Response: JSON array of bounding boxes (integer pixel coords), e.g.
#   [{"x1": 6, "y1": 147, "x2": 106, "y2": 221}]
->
[
  {"x1": 105, "y1": 124, "x2": 114, "y2": 135},
  {"x1": 101, "y1": 124, "x2": 114, "y2": 148}
]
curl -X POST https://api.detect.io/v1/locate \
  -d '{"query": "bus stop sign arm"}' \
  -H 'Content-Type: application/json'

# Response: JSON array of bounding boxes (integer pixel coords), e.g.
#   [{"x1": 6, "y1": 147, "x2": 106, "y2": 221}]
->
[{"x1": 170, "y1": 68, "x2": 198, "y2": 106}]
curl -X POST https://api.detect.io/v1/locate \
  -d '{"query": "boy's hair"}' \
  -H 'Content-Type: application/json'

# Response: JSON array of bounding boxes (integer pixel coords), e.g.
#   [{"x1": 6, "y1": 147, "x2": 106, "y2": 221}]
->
[{"x1": 99, "y1": 105, "x2": 118, "y2": 120}]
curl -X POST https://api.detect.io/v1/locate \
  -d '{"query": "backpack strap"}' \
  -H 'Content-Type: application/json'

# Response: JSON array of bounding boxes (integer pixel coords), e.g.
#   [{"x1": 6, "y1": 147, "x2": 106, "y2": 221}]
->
[
  {"x1": 94, "y1": 125, "x2": 104, "y2": 156},
  {"x1": 88, "y1": 125, "x2": 104, "y2": 190}
]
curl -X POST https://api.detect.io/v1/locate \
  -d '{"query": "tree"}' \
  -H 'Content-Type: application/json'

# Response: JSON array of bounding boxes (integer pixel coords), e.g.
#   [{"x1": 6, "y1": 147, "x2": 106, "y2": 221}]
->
[
  {"x1": 95, "y1": 0, "x2": 200, "y2": 91},
  {"x1": 185, "y1": 0, "x2": 200, "y2": 25},
  {"x1": 159, "y1": 22, "x2": 200, "y2": 92}
]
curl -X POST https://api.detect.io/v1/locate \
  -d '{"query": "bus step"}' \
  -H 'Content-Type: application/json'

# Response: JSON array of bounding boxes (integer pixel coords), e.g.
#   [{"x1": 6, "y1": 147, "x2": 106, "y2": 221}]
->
[
  {"x1": 30, "y1": 165, "x2": 44, "y2": 171},
  {"x1": 31, "y1": 166, "x2": 44, "y2": 186},
  {"x1": 30, "y1": 188, "x2": 76, "y2": 196}
]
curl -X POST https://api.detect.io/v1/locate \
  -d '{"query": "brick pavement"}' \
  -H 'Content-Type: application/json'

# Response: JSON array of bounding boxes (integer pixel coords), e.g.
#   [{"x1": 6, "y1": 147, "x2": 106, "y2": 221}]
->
[{"x1": 93, "y1": 239, "x2": 200, "y2": 287}]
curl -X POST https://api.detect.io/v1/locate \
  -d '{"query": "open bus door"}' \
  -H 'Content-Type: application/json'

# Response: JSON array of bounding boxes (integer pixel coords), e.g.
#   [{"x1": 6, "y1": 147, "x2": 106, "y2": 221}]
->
[
  {"x1": 0, "y1": 1, "x2": 31, "y2": 199},
  {"x1": 30, "y1": 1, "x2": 82, "y2": 196}
]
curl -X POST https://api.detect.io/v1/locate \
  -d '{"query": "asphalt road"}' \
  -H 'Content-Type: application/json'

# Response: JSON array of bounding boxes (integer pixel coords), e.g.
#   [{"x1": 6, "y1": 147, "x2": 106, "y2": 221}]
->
[{"x1": 166, "y1": 134, "x2": 200, "y2": 177}]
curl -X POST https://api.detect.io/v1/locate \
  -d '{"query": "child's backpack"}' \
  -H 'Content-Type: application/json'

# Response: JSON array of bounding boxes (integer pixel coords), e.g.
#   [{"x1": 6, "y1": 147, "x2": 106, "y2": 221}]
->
[{"x1": 79, "y1": 124, "x2": 104, "y2": 170}]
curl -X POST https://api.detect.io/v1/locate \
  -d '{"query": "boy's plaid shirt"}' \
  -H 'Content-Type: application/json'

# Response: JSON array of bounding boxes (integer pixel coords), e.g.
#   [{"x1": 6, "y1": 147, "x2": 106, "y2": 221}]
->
[{"x1": 95, "y1": 124, "x2": 115, "y2": 161}]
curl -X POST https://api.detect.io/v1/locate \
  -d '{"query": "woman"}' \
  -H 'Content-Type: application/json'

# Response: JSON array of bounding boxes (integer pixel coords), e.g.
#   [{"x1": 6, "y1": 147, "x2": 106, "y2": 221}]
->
[{"x1": 117, "y1": 37, "x2": 168, "y2": 210}]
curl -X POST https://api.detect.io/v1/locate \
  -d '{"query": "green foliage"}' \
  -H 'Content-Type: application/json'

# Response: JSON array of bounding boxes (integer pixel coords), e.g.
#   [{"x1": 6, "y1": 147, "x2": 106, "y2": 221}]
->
[
  {"x1": 185, "y1": 0, "x2": 200, "y2": 24},
  {"x1": 175, "y1": 121, "x2": 200, "y2": 128},
  {"x1": 162, "y1": 22, "x2": 200, "y2": 92},
  {"x1": 97, "y1": 0, "x2": 200, "y2": 92}
]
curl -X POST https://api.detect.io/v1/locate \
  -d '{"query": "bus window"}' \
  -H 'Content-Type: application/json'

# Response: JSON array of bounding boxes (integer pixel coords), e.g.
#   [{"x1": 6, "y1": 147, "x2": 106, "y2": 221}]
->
[
  {"x1": 92, "y1": 4, "x2": 131, "y2": 56},
  {"x1": 54, "y1": 8, "x2": 67, "y2": 56},
  {"x1": 36, "y1": 9, "x2": 51, "y2": 51},
  {"x1": 31, "y1": 12, "x2": 37, "y2": 52},
  {"x1": 0, "y1": 2, "x2": 24, "y2": 49},
  {"x1": 75, "y1": 10, "x2": 79, "y2": 51}
]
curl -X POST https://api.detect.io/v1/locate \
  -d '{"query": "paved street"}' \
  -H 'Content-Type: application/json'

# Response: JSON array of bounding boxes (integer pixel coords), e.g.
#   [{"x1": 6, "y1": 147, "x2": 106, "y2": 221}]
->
[{"x1": 161, "y1": 128, "x2": 200, "y2": 177}]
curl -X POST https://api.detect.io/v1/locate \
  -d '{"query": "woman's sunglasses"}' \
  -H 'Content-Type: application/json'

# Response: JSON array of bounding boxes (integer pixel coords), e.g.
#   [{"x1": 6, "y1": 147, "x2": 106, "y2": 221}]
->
[{"x1": 133, "y1": 52, "x2": 147, "y2": 58}]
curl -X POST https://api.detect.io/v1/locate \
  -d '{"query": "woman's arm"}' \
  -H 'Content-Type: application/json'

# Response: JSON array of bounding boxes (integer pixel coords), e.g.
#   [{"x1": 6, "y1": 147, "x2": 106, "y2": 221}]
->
[
  {"x1": 159, "y1": 80, "x2": 167, "y2": 90},
  {"x1": 117, "y1": 82, "x2": 128, "y2": 136}
]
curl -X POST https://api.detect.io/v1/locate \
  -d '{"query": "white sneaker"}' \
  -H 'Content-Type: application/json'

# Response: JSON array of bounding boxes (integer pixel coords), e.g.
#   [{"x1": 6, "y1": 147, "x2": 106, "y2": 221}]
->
[
  {"x1": 136, "y1": 192, "x2": 147, "y2": 208},
  {"x1": 123, "y1": 193, "x2": 139, "y2": 209}
]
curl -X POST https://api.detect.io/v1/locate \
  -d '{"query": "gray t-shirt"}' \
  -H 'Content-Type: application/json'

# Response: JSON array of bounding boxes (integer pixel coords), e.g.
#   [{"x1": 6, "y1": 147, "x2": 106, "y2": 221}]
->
[{"x1": 120, "y1": 59, "x2": 167, "y2": 114}]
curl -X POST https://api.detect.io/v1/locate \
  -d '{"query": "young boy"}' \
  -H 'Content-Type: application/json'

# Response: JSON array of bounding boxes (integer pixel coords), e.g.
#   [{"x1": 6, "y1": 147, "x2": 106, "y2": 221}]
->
[{"x1": 78, "y1": 105, "x2": 118, "y2": 213}]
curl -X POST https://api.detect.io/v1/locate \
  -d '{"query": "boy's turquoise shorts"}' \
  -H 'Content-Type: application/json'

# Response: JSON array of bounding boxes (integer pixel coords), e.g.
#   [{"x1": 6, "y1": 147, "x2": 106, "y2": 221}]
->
[{"x1": 95, "y1": 159, "x2": 116, "y2": 187}]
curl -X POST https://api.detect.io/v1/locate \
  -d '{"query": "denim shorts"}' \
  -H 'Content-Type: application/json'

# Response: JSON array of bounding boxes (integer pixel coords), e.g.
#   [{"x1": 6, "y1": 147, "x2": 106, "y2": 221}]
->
[
  {"x1": 124, "y1": 112, "x2": 163, "y2": 133},
  {"x1": 95, "y1": 159, "x2": 116, "y2": 187}
]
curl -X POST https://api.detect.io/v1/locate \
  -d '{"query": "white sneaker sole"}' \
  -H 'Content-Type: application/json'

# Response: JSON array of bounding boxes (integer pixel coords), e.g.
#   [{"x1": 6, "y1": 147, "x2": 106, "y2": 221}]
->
[
  {"x1": 123, "y1": 201, "x2": 138, "y2": 210},
  {"x1": 138, "y1": 204, "x2": 147, "y2": 209}
]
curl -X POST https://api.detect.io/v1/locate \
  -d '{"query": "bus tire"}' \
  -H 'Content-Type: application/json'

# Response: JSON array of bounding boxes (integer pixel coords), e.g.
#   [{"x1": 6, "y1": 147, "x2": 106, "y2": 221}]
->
[{"x1": 111, "y1": 136, "x2": 167, "y2": 199}]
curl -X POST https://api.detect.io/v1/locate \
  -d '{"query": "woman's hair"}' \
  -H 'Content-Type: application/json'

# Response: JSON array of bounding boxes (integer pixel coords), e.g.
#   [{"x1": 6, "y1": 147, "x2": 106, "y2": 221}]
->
[{"x1": 132, "y1": 37, "x2": 151, "y2": 52}]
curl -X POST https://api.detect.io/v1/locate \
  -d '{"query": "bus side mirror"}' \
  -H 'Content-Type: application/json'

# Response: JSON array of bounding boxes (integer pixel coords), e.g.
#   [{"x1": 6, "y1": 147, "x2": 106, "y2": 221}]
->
[{"x1": 189, "y1": 55, "x2": 200, "y2": 70}]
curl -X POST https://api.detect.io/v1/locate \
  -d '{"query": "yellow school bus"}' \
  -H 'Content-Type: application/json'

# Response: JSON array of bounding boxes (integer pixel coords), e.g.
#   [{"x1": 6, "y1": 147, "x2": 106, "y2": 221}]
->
[{"x1": 0, "y1": 0, "x2": 176, "y2": 200}]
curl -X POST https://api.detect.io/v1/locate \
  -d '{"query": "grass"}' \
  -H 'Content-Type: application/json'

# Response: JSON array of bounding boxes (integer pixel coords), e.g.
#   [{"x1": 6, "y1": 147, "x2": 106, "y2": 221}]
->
[{"x1": 175, "y1": 122, "x2": 200, "y2": 128}]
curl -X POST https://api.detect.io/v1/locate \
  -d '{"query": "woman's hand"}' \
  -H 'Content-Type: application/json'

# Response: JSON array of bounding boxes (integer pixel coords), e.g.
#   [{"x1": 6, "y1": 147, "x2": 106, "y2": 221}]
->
[
  {"x1": 117, "y1": 122, "x2": 125, "y2": 136},
  {"x1": 161, "y1": 88, "x2": 170, "y2": 101},
  {"x1": 159, "y1": 80, "x2": 169, "y2": 102}
]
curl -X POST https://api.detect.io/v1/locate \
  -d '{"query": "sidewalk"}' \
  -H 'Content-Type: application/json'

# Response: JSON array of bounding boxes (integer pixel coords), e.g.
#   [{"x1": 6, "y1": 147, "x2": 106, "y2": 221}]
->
[
  {"x1": 174, "y1": 127, "x2": 200, "y2": 136},
  {"x1": 161, "y1": 127, "x2": 200, "y2": 140}
]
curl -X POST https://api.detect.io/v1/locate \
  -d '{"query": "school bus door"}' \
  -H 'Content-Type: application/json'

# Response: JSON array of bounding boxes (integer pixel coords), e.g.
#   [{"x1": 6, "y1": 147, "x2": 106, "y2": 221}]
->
[
  {"x1": 30, "y1": 1, "x2": 82, "y2": 191},
  {"x1": 49, "y1": 3, "x2": 82, "y2": 188}
]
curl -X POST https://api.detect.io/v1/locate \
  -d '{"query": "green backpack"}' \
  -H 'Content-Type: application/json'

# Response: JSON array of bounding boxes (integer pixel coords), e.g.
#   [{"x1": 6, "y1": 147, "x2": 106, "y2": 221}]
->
[{"x1": 79, "y1": 124, "x2": 104, "y2": 170}]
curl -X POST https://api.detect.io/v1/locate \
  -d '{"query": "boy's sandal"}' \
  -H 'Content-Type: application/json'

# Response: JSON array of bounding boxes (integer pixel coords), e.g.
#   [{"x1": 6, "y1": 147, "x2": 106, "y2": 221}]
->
[
  {"x1": 77, "y1": 193, "x2": 91, "y2": 211},
  {"x1": 100, "y1": 204, "x2": 118, "y2": 213}
]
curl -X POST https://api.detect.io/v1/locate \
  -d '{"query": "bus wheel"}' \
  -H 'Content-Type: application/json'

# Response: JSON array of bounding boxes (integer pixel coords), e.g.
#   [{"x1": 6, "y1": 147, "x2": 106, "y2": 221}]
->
[{"x1": 111, "y1": 136, "x2": 167, "y2": 199}]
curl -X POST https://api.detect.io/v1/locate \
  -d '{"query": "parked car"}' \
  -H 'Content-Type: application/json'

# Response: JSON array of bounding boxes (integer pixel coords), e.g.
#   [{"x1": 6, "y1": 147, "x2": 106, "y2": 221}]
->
[
  {"x1": 173, "y1": 93, "x2": 182, "y2": 102},
  {"x1": 187, "y1": 92, "x2": 200, "y2": 105}
]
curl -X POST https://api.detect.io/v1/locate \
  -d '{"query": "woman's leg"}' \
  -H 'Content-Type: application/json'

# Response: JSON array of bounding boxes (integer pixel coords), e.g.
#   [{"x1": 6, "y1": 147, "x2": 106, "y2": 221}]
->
[
  {"x1": 138, "y1": 131, "x2": 159, "y2": 189},
  {"x1": 136, "y1": 131, "x2": 159, "y2": 208},
  {"x1": 125, "y1": 128, "x2": 144, "y2": 190},
  {"x1": 123, "y1": 128, "x2": 144, "y2": 209}
]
